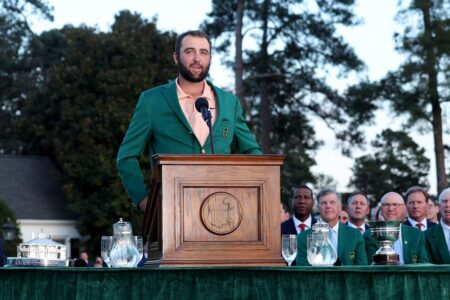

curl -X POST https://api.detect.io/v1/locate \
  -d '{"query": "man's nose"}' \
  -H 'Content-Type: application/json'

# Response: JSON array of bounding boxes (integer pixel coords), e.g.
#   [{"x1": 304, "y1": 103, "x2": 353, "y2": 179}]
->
[{"x1": 193, "y1": 51, "x2": 200, "y2": 61}]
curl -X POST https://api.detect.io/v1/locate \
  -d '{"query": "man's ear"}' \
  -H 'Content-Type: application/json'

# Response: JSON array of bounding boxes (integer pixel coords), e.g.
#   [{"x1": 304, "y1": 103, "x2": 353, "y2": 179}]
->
[{"x1": 173, "y1": 52, "x2": 178, "y2": 64}]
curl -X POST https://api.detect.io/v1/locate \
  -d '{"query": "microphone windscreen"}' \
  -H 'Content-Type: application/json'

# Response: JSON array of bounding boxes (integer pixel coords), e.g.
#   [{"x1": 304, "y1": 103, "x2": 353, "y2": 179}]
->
[{"x1": 195, "y1": 97, "x2": 209, "y2": 113}]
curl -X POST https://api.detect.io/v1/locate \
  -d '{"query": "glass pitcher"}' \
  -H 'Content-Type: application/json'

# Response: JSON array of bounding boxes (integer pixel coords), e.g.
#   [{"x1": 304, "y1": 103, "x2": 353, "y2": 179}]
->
[
  {"x1": 109, "y1": 218, "x2": 140, "y2": 267},
  {"x1": 306, "y1": 218, "x2": 337, "y2": 266}
]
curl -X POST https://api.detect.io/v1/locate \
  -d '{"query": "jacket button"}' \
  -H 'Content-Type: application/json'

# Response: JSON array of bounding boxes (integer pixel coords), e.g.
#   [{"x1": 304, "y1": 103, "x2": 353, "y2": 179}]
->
[{"x1": 201, "y1": 149, "x2": 206, "y2": 154}]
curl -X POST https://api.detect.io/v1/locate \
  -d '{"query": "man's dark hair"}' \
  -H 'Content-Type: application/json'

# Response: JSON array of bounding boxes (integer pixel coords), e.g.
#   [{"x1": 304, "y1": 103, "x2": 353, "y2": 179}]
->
[
  {"x1": 291, "y1": 185, "x2": 314, "y2": 201},
  {"x1": 428, "y1": 196, "x2": 437, "y2": 206},
  {"x1": 347, "y1": 191, "x2": 369, "y2": 205},
  {"x1": 175, "y1": 30, "x2": 212, "y2": 59},
  {"x1": 281, "y1": 201, "x2": 290, "y2": 213},
  {"x1": 405, "y1": 186, "x2": 428, "y2": 203}
]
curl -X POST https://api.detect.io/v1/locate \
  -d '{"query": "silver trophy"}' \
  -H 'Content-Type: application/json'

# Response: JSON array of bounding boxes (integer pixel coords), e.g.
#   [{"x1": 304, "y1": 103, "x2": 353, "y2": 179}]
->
[{"x1": 368, "y1": 221, "x2": 402, "y2": 265}]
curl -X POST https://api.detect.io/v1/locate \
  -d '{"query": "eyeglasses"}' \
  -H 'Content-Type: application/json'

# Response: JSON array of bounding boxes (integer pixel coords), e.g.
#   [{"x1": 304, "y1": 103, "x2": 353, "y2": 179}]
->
[{"x1": 381, "y1": 203, "x2": 404, "y2": 208}]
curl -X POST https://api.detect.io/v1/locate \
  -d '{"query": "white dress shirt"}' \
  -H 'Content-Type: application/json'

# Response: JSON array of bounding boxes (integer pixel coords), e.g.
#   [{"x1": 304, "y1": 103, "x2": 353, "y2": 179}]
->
[
  {"x1": 393, "y1": 228, "x2": 404, "y2": 265},
  {"x1": 440, "y1": 220, "x2": 450, "y2": 254},
  {"x1": 347, "y1": 221, "x2": 366, "y2": 233},
  {"x1": 407, "y1": 217, "x2": 427, "y2": 231}
]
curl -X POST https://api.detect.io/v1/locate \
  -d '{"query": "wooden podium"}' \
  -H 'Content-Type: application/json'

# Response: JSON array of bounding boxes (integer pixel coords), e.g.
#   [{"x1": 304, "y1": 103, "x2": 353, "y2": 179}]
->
[{"x1": 143, "y1": 154, "x2": 285, "y2": 266}]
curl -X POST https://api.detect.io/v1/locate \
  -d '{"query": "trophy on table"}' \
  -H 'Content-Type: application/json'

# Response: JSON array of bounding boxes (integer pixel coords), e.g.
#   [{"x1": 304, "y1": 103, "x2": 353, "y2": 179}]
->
[{"x1": 367, "y1": 221, "x2": 402, "y2": 265}]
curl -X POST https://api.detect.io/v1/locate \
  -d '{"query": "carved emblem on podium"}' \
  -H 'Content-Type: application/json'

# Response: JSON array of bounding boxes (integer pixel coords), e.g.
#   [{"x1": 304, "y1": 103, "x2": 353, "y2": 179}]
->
[{"x1": 200, "y1": 192, "x2": 243, "y2": 235}]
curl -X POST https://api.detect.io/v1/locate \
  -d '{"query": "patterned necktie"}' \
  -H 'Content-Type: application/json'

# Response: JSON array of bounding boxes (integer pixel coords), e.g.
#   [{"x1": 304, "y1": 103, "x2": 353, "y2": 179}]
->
[
  {"x1": 416, "y1": 223, "x2": 423, "y2": 231},
  {"x1": 329, "y1": 229, "x2": 337, "y2": 252},
  {"x1": 299, "y1": 223, "x2": 306, "y2": 232}
]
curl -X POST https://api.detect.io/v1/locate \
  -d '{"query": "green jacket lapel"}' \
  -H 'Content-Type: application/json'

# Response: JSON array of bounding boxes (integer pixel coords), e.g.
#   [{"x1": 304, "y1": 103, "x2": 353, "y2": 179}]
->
[
  {"x1": 162, "y1": 80, "x2": 194, "y2": 133},
  {"x1": 337, "y1": 223, "x2": 346, "y2": 260},
  {"x1": 401, "y1": 225, "x2": 415, "y2": 264},
  {"x1": 203, "y1": 81, "x2": 227, "y2": 152},
  {"x1": 433, "y1": 224, "x2": 450, "y2": 262}
]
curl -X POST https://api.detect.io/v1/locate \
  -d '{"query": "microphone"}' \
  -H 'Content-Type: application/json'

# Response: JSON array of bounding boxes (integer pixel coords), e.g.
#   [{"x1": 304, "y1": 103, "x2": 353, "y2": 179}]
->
[
  {"x1": 195, "y1": 97, "x2": 209, "y2": 122},
  {"x1": 194, "y1": 97, "x2": 215, "y2": 154}
]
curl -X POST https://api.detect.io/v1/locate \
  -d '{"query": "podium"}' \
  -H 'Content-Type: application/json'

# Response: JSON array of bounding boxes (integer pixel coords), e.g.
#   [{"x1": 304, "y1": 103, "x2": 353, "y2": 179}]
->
[{"x1": 143, "y1": 154, "x2": 285, "y2": 266}]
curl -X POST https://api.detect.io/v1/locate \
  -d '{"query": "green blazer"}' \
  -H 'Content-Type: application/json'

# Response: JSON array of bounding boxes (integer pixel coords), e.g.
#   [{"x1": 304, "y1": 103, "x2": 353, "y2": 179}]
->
[
  {"x1": 117, "y1": 80, "x2": 262, "y2": 205},
  {"x1": 364, "y1": 224, "x2": 430, "y2": 264},
  {"x1": 296, "y1": 223, "x2": 368, "y2": 266},
  {"x1": 425, "y1": 223, "x2": 450, "y2": 264}
]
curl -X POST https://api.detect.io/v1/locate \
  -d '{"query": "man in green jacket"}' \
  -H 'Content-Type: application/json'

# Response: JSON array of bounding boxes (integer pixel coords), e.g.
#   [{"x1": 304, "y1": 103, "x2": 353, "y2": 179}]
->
[
  {"x1": 296, "y1": 189, "x2": 367, "y2": 266},
  {"x1": 117, "y1": 30, "x2": 261, "y2": 210},
  {"x1": 364, "y1": 192, "x2": 430, "y2": 264},
  {"x1": 425, "y1": 187, "x2": 450, "y2": 264}
]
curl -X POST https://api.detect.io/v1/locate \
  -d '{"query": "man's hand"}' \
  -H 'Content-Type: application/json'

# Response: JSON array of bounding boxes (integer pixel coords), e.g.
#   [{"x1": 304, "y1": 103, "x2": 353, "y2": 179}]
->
[{"x1": 139, "y1": 197, "x2": 148, "y2": 211}]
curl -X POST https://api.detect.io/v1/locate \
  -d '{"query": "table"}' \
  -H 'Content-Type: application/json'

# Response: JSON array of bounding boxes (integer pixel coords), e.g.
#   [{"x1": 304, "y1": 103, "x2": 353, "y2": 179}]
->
[{"x1": 0, "y1": 265, "x2": 448, "y2": 300}]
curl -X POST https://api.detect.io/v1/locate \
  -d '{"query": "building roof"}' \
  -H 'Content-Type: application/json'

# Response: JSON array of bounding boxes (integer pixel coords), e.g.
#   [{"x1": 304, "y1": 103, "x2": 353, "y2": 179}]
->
[{"x1": 0, "y1": 155, "x2": 75, "y2": 220}]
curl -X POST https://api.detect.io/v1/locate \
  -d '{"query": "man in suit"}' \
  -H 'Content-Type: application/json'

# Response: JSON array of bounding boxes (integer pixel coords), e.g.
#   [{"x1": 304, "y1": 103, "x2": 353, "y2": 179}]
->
[
  {"x1": 364, "y1": 192, "x2": 430, "y2": 264},
  {"x1": 427, "y1": 197, "x2": 439, "y2": 224},
  {"x1": 280, "y1": 202, "x2": 290, "y2": 223},
  {"x1": 296, "y1": 189, "x2": 367, "y2": 266},
  {"x1": 425, "y1": 187, "x2": 450, "y2": 264},
  {"x1": 117, "y1": 30, "x2": 262, "y2": 210},
  {"x1": 281, "y1": 185, "x2": 316, "y2": 266},
  {"x1": 347, "y1": 192, "x2": 371, "y2": 234},
  {"x1": 404, "y1": 186, "x2": 437, "y2": 231},
  {"x1": 282, "y1": 185, "x2": 316, "y2": 235}
]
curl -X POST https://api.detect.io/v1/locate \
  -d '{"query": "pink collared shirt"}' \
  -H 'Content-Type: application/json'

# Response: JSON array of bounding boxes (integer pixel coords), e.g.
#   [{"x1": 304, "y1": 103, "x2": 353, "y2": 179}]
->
[{"x1": 176, "y1": 79, "x2": 217, "y2": 147}]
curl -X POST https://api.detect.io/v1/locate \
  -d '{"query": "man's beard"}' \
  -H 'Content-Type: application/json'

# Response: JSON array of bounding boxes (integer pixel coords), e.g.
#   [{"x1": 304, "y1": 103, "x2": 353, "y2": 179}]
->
[{"x1": 177, "y1": 59, "x2": 210, "y2": 83}]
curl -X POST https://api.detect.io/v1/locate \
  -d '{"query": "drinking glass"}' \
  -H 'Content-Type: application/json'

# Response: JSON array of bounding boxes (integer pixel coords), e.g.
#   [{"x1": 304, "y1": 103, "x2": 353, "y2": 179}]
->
[
  {"x1": 101, "y1": 236, "x2": 114, "y2": 267},
  {"x1": 134, "y1": 235, "x2": 144, "y2": 266},
  {"x1": 282, "y1": 234, "x2": 297, "y2": 266}
]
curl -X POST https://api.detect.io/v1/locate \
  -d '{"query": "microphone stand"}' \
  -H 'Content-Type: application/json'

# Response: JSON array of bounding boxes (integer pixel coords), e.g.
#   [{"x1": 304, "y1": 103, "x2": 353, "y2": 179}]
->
[{"x1": 205, "y1": 110, "x2": 215, "y2": 154}]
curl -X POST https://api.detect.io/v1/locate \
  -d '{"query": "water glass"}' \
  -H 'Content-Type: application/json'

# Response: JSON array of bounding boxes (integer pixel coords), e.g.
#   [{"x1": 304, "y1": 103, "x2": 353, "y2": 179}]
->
[
  {"x1": 101, "y1": 236, "x2": 114, "y2": 267},
  {"x1": 134, "y1": 235, "x2": 144, "y2": 266},
  {"x1": 282, "y1": 234, "x2": 297, "y2": 266}
]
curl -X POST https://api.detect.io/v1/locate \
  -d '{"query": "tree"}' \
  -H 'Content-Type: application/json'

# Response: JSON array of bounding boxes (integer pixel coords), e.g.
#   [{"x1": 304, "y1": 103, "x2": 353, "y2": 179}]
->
[
  {"x1": 0, "y1": 0, "x2": 53, "y2": 153},
  {"x1": 6, "y1": 11, "x2": 178, "y2": 252},
  {"x1": 202, "y1": 0, "x2": 364, "y2": 195},
  {"x1": 343, "y1": 0, "x2": 450, "y2": 193},
  {"x1": 348, "y1": 129, "x2": 430, "y2": 202},
  {"x1": 0, "y1": 198, "x2": 21, "y2": 256}
]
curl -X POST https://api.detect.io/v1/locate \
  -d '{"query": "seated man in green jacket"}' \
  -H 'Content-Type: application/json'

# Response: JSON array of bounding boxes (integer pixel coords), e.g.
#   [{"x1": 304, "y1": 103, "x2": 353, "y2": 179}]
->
[
  {"x1": 296, "y1": 189, "x2": 367, "y2": 266},
  {"x1": 364, "y1": 192, "x2": 430, "y2": 264},
  {"x1": 425, "y1": 187, "x2": 450, "y2": 264}
]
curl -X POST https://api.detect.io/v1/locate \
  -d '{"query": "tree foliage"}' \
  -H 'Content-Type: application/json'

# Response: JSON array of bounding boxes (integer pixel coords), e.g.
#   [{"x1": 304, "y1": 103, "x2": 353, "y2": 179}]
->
[
  {"x1": 348, "y1": 129, "x2": 430, "y2": 203},
  {"x1": 0, "y1": 197, "x2": 21, "y2": 256},
  {"x1": 0, "y1": 0, "x2": 53, "y2": 154},
  {"x1": 342, "y1": 0, "x2": 450, "y2": 193},
  {"x1": 202, "y1": 0, "x2": 364, "y2": 199},
  {"x1": 1, "y1": 10, "x2": 178, "y2": 253}
]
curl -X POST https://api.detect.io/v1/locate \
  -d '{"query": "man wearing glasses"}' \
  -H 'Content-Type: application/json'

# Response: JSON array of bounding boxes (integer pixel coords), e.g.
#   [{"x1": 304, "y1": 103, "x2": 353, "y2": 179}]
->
[{"x1": 364, "y1": 192, "x2": 430, "y2": 264}]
